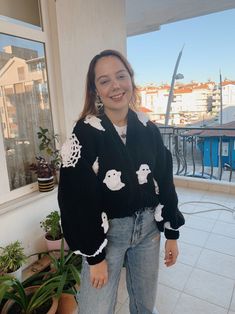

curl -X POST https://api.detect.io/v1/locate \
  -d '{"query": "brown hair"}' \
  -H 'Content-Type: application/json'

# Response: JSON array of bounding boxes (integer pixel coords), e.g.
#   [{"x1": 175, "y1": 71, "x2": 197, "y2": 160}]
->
[{"x1": 79, "y1": 49, "x2": 140, "y2": 120}]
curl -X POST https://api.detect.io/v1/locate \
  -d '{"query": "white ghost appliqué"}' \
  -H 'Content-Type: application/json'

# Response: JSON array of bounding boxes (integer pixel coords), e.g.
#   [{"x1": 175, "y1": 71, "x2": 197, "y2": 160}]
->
[
  {"x1": 136, "y1": 111, "x2": 149, "y2": 126},
  {"x1": 153, "y1": 178, "x2": 159, "y2": 194},
  {"x1": 61, "y1": 133, "x2": 82, "y2": 167},
  {"x1": 92, "y1": 157, "x2": 99, "y2": 175},
  {"x1": 101, "y1": 212, "x2": 109, "y2": 233},
  {"x1": 154, "y1": 204, "x2": 164, "y2": 222},
  {"x1": 136, "y1": 164, "x2": 151, "y2": 184},
  {"x1": 84, "y1": 115, "x2": 105, "y2": 131},
  {"x1": 103, "y1": 169, "x2": 125, "y2": 191}
]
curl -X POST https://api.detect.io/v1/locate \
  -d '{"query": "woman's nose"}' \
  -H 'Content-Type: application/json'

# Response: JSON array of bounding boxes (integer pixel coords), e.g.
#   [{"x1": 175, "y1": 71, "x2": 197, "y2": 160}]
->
[{"x1": 111, "y1": 79, "x2": 120, "y2": 89}]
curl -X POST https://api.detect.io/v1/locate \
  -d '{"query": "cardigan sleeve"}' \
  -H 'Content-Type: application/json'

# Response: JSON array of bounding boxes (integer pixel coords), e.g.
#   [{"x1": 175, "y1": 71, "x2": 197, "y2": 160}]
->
[
  {"x1": 58, "y1": 123, "x2": 107, "y2": 265},
  {"x1": 152, "y1": 126, "x2": 185, "y2": 239}
]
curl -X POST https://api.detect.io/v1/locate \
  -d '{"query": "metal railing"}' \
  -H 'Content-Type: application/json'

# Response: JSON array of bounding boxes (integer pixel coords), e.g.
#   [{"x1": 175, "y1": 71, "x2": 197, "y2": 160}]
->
[{"x1": 158, "y1": 126, "x2": 235, "y2": 182}]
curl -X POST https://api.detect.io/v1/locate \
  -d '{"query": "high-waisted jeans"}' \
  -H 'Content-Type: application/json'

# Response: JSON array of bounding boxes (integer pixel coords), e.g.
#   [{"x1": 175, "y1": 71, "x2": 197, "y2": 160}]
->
[{"x1": 78, "y1": 208, "x2": 160, "y2": 314}]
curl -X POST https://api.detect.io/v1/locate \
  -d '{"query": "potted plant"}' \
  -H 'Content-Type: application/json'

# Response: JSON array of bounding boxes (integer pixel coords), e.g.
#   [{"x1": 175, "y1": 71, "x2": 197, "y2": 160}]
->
[
  {"x1": 0, "y1": 241, "x2": 27, "y2": 282},
  {"x1": 24, "y1": 239, "x2": 81, "y2": 314},
  {"x1": 29, "y1": 127, "x2": 61, "y2": 192},
  {"x1": 37, "y1": 127, "x2": 61, "y2": 168},
  {"x1": 0, "y1": 274, "x2": 61, "y2": 314},
  {"x1": 37, "y1": 127, "x2": 61, "y2": 183},
  {"x1": 40, "y1": 211, "x2": 69, "y2": 252},
  {"x1": 29, "y1": 157, "x2": 55, "y2": 192},
  {"x1": 42, "y1": 239, "x2": 81, "y2": 314}
]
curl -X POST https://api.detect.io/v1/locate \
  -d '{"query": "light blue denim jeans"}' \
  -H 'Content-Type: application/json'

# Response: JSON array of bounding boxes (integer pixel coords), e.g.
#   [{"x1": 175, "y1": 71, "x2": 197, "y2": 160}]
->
[{"x1": 78, "y1": 208, "x2": 160, "y2": 314}]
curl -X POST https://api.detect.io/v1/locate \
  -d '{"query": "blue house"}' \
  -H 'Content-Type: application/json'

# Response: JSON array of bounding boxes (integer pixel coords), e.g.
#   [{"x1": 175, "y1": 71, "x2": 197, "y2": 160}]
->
[
  {"x1": 184, "y1": 121, "x2": 235, "y2": 170},
  {"x1": 203, "y1": 137, "x2": 235, "y2": 169}
]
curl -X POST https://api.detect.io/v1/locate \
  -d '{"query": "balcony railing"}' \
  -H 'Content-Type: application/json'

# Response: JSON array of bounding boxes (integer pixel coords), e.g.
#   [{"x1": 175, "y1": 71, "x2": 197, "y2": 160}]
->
[{"x1": 158, "y1": 126, "x2": 235, "y2": 182}]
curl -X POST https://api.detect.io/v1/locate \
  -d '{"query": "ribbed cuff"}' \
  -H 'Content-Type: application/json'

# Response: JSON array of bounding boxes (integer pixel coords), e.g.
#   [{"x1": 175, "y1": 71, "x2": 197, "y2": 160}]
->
[
  {"x1": 86, "y1": 250, "x2": 106, "y2": 265},
  {"x1": 164, "y1": 228, "x2": 179, "y2": 239}
]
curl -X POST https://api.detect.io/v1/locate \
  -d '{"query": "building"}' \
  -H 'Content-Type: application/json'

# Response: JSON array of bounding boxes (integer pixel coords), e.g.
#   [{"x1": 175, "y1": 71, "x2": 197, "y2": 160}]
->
[
  {"x1": 139, "y1": 81, "x2": 235, "y2": 125},
  {"x1": 212, "y1": 80, "x2": 235, "y2": 123}
]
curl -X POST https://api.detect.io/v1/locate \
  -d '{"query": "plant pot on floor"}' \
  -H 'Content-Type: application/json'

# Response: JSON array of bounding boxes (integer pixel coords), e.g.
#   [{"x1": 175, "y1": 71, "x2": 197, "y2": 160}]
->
[
  {"x1": 40, "y1": 211, "x2": 69, "y2": 253},
  {"x1": 6, "y1": 266, "x2": 23, "y2": 282},
  {"x1": 0, "y1": 241, "x2": 27, "y2": 282},
  {"x1": 45, "y1": 235, "x2": 69, "y2": 252},
  {"x1": 56, "y1": 293, "x2": 78, "y2": 314},
  {"x1": 1, "y1": 285, "x2": 59, "y2": 314},
  {"x1": 38, "y1": 176, "x2": 54, "y2": 192}
]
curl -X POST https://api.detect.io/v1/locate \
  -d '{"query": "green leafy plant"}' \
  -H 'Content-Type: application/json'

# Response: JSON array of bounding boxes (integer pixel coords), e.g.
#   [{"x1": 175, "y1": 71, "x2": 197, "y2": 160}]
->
[
  {"x1": 29, "y1": 127, "x2": 61, "y2": 179},
  {"x1": 0, "y1": 241, "x2": 27, "y2": 273},
  {"x1": 37, "y1": 127, "x2": 61, "y2": 171},
  {"x1": 44, "y1": 238, "x2": 81, "y2": 294},
  {"x1": 0, "y1": 274, "x2": 62, "y2": 313},
  {"x1": 25, "y1": 239, "x2": 81, "y2": 296},
  {"x1": 40, "y1": 211, "x2": 62, "y2": 241}
]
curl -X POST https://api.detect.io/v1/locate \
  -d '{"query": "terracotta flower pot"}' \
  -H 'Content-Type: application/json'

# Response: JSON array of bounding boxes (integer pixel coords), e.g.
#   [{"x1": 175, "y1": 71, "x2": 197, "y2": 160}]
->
[
  {"x1": 57, "y1": 293, "x2": 78, "y2": 314},
  {"x1": 1, "y1": 286, "x2": 58, "y2": 314},
  {"x1": 38, "y1": 176, "x2": 54, "y2": 192}
]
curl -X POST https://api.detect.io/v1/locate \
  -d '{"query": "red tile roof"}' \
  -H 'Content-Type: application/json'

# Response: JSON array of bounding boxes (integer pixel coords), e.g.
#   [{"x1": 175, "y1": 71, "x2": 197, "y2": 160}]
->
[
  {"x1": 222, "y1": 80, "x2": 235, "y2": 86},
  {"x1": 174, "y1": 88, "x2": 192, "y2": 94}
]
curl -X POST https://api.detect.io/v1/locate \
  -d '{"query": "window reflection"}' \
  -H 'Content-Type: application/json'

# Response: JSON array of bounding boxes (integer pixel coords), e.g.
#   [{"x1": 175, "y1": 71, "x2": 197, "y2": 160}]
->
[{"x1": 0, "y1": 34, "x2": 54, "y2": 190}]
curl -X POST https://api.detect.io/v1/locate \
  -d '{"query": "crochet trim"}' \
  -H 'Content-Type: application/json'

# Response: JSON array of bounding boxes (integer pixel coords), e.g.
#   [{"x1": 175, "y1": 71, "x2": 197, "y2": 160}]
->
[
  {"x1": 61, "y1": 133, "x2": 82, "y2": 168},
  {"x1": 74, "y1": 238, "x2": 108, "y2": 257}
]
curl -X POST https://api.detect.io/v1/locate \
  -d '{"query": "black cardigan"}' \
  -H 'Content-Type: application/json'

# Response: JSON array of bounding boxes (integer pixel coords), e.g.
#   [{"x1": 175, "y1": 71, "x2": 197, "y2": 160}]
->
[{"x1": 58, "y1": 109, "x2": 185, "y2": 265}]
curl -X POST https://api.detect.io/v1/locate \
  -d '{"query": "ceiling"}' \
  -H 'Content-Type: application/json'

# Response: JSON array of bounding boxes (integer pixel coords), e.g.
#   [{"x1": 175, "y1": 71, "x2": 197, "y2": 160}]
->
[{"x1": 126, "y1": 0, "x2": 235, "y2": 36}]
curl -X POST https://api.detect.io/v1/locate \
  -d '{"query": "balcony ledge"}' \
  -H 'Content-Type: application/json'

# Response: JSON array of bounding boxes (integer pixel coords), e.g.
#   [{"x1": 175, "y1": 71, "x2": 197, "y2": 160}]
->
[{"x1": 174, "y1": 175, "x2": 235, "y2": 194}]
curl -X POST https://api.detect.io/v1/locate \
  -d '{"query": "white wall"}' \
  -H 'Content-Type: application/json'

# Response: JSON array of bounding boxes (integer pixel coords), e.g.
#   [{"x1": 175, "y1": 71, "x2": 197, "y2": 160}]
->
[
  {"x1": 0, "y1": 0, "x2": 126, "y2": 265},
  {"x1": 0, "y1": 191, "x2": 59, "y2": 257},
  {"x1": 55, "y1": 0, "x2": 126, "y2": 135}
]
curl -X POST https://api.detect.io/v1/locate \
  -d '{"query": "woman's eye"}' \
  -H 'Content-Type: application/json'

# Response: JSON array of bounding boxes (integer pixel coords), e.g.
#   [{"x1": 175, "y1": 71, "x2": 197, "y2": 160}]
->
[
  {"x1": 100, "y1": 80, "x2": 109, "y2": 85},
  {"x1": 118, "y1": 74, "x2": 126, "y2": 79}
]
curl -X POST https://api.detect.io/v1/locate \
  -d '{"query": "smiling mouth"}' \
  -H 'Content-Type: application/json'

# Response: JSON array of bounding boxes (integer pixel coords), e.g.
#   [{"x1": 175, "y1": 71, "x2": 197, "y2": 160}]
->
[{"x1": 111, "y1": 93, "x2": 125, "y2": 101}]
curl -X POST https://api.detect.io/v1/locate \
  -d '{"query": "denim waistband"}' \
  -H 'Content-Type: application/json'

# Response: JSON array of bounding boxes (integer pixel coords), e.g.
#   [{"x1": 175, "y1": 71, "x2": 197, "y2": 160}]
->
[{"x1": 134, "y1": 206, "x2": 156, "y2": 214}]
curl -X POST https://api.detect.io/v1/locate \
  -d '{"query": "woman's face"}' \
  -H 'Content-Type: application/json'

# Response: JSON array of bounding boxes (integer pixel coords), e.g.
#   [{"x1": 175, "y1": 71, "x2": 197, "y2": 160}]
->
[{"x1": 94, "y1": 56, "x2": 133, "y2": 113}]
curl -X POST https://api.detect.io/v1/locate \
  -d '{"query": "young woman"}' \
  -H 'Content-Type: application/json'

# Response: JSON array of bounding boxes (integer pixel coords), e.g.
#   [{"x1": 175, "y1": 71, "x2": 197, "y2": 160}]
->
[{"x1": 58, "y1": 49, "x2": 185, "y2": 314}]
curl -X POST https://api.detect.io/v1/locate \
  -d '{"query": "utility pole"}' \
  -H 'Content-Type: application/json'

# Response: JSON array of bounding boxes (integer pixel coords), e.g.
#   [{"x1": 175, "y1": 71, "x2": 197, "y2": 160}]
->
[
  {"x1": 219, "y1": 70, "x2": 223, "y2": 125},
  {"x1": 218, "y1": 70, "x2": 223, "y2": 179},
  {"x1": 165, "y1": 47, "x2": 184, "y2": 126}
]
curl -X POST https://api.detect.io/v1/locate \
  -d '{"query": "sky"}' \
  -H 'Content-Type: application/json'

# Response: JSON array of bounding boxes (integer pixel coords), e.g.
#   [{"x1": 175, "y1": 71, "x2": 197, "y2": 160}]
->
[
  {"x1": 1, "y1": 8, "x2": 234, "y2": 86},
  {"x1": 0, "y1": 33, "x2": 44, "y2": 57},
  {"x1": 127, "y1": 8, "x2": 235, "y2": 86}
]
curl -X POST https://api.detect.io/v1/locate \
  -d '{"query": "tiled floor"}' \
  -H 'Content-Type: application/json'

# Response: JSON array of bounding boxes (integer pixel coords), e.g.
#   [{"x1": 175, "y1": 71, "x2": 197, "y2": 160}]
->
[{"x1": 115, "y1": 186, "x2": 235, "y2": 314}]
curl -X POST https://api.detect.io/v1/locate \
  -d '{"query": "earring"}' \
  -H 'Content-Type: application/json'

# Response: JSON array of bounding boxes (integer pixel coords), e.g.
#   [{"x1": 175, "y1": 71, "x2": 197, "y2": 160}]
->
[{"x1": 95, "y1": 95, "x2": 103, "y2": 110}]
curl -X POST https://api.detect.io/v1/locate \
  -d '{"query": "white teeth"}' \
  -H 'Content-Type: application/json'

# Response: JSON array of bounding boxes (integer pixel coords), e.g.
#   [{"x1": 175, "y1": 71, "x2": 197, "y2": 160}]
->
[{"x1": 111, "y1": 93, "x2": 123, "y2": 99}]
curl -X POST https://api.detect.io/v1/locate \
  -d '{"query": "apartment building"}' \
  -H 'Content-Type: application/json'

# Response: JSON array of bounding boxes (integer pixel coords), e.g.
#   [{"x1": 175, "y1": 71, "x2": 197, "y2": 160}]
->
[{"x1": 139, "y1": 81, "x2": 235, "y2": 125}]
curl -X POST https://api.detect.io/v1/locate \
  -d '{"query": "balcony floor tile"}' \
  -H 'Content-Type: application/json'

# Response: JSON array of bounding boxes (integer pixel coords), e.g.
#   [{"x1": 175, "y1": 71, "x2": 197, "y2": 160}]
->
[{"x1": 116, "y1": 186, "x2": 235, "y2": 313}]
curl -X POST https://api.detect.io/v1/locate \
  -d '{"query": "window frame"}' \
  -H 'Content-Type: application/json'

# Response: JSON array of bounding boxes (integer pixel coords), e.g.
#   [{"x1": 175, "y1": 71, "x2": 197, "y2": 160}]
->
[{"x1": 0, "y1": 0, "x2": 61, "y2": 205}]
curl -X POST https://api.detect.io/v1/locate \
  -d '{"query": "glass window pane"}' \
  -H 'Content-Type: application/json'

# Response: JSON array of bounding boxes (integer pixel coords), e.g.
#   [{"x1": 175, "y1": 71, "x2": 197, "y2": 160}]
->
[
  {"x1": 0, "y1": 33, "x2": 54, "y2": 190},
  {"x1": 0, "y1": 0, "x2": 41, "y2": 30}
]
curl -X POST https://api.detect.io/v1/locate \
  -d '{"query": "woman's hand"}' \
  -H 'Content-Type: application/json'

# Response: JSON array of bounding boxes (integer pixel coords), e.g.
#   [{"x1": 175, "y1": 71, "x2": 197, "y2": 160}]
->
[
  {"x1": 164, "y1": 239, "x2": 179, "y2": 267},
  {"x1": 90, "y1": 259, "x2": 108, "y2": 289}
]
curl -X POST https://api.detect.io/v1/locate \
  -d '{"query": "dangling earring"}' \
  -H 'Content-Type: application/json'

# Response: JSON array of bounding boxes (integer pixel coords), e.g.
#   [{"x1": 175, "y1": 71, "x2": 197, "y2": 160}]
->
[{"x1": 95, "y1": 95, "x2": 103, "y2": 110}]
